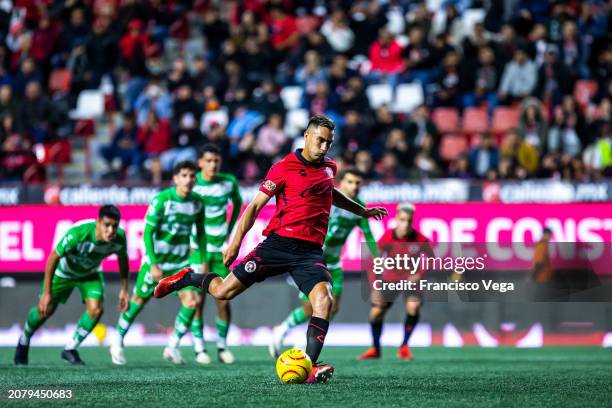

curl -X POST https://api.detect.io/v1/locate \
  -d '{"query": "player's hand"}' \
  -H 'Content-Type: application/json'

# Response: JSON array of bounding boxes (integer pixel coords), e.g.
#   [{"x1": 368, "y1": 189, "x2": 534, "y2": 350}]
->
[
  {"x1": 223, "y1": 244, "x2": 239, "y2": 267},
  {"x1": 118, "y1": 288, "x2": 129, "y2": 312},
  {"x1": 151, "y1": 264, "x2": 163, "y2": 282},
  {"x1": 38, "y1": 293, "x2": 53, "y2": 318},
  {"x1": 363, "y1": 207, "x2": 388, "y2": 220}
]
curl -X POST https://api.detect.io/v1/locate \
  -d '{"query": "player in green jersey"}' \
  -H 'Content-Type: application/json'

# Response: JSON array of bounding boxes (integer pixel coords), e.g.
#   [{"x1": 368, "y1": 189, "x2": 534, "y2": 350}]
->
[
  {"x1": 268, "y1": 168, "x2": 379, "y2": 357},
  {"x1": 185, "y1": 144, "x2": 243, "y2": 364},
  {"x1": 14, "y1": 205, "x2": 129, "y2": 366},
  {"x1": 110, "y1": 161, "x2": 207, "y2": 365}
]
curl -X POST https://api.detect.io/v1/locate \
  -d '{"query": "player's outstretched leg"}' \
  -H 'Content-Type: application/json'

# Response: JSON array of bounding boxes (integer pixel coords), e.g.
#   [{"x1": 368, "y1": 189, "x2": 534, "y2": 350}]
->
[
  {"x1": 358, "y1": 305, "x2": 386, "y2": 360},
  {"x1": 304, "y1": 282, "x2": 334, "y2": 384},
  {"x1": 62, "y1": 300, "x2": 103, "y2": 365},
  {"x1": 155, "y1": 268, "x2": 246, "y2": 301},
  {"x1": 15, "y1": 304, "x2": 56, "y2": 365},
  {"x1": 398, "y1": 299, "x2": 421, "y2": 361}
]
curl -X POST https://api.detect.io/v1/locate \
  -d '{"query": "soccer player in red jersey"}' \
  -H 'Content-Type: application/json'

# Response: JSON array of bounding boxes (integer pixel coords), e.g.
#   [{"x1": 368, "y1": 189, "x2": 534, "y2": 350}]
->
[
  {"x1": 359, "y1": 203, "x2": 432, "y2": 361},
  {"x1": 154, "y1": 115, "x2": 388, "y2": 382}
]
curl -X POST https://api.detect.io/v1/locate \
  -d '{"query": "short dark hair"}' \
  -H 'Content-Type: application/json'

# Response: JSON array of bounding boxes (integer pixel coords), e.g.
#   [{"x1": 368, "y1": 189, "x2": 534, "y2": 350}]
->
[
  {"x1": 173, "y1": 160, "x2": 198, "y2": 175},
  {"x1": 543, "y1": 227, "x2": 552, "y2": 235},
  {"x1": 338, "y1": 167, "x2": 364, "y2": 181},
  {"x1": 306, "y1": 115, "x2": 335, "y2": 132},
  {"x1": 99, "y1": 205, "x2": 121, "y2": 221},
  {"x1": 198, "y1": 143, "x2": 222, "y2": 158}
]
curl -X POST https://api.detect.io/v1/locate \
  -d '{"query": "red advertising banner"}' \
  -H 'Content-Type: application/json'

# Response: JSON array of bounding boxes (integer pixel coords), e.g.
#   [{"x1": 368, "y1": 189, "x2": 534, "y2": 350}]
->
[{"x1": 0, "y1": 203, "x2": 610, "y2": 273}]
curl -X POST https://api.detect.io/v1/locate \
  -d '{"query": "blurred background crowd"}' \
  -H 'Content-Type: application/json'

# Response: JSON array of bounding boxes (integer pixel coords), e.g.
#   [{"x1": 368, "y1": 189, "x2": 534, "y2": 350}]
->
[{"x1": 0, "y1": 0, "x2": 610, "y2": 184}]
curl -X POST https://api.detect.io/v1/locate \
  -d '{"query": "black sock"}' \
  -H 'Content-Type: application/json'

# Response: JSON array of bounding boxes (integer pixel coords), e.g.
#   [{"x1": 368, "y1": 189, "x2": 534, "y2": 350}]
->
[
  {"x1": 199, "y1": 273, "x2": 220, "y2": 293},
  {"x1": 402, "y1": 313, "x2": 419, "y2": 346},
  {"x1": 371, "y1": 321, "x2": 383, "y2": 352},
  {"x1": 305, "y1": 316, "x2": 329, "y2": 364}
]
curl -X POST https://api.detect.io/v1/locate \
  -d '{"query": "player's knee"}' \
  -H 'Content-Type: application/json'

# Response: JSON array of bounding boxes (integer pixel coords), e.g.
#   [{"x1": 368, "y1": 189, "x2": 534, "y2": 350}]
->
[
  {"x1": 182, "y1": 297, "x2": 198, "y2": 309},
  {"x1": 212, "y1": 286, "x2": 234, "y2": 301},
  {"x1": 370, "y1": 307, "x2": 385, "y2": 322},
  {"x1": 88, "y1": 305, "x2": 104, "y2": 319}
]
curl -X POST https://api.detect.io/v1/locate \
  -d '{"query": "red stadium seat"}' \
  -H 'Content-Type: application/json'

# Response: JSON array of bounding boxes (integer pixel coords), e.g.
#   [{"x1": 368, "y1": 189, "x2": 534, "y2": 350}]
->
[
  {"x1": 432, "y1": 107, "x2": 460, "y2": 133},
  {"x1": 462, "y1": 107, "x2": 488, "y2": 134},
  {"x1": 74, "y1": 119, "x2": 96, "y2": 179},
  {"x1": 574, "y1": 80, "x2": 598, "y2": 110},
  {"x1": 48, "y1": 69, "x2": 72, "y2": 93},
  {"x1": 439, "y1": 134, "x2": 468, "y2": 161},
  {"x1": 491, "y1": 107, "x2": 519, "y2": 134},
  {"x1": 296, "y1": 16, "x2": 321, "y2": 35}
]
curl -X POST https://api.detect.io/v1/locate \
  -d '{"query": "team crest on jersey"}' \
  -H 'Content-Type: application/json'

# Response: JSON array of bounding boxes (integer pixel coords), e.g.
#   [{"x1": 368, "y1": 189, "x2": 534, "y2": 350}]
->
[
  {"x1": 325, "y1": 167, "x2": 334, "y2": 178},
  {"x1": 263, "y1": 180, "x2": 276, "y2": 192},
  {"x1": 245, "y1": 260, "x2": 257, "y2": 273}
]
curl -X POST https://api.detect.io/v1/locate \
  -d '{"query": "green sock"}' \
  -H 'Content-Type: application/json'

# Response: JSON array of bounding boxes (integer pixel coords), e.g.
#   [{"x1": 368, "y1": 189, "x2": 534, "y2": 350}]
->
[
  {"x1": 216, "y1": 318, "x2": 230, "y2": 349},
  {"x1": 190, "y1": 317, "x2": 205, "y2": 353},
  {"x1": 117, "y1": 301, "x2": 143, "y2": 339},
  {"x1": 285, "y1": 307, "x2": 308, "y2": 329},
  {"x1": 65, "y1": 311, "x2": 99, "y2": 350},
  {"x1": 19, "y1": 307, "x2": 46, "y2": 345},
  {"x1": 169, "y1": 306, "x2": 196, "y2": 348}
]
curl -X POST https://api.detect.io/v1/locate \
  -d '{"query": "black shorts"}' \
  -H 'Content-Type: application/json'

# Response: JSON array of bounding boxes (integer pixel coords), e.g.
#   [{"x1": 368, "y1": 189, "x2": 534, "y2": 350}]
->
[{"x1": 233, "y1": 233, "x2": 331, "y2": 296}]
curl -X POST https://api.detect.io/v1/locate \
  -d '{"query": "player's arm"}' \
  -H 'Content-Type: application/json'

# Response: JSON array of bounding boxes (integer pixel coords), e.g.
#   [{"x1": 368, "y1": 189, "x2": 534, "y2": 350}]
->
[
  {"x1": 144, "y1": 197, "x2": 163, "y2": 280},
  {"x1": 228, "y1": 177, "x2": 243, "y2": 240},
  {"x1": 223, "y1": 191, "x2": 272, "y2": 266},
  {"x1": 332, "y1": 188, "x2": 387, "y2": 220},
  {"x1": 39, "y1": 249, "x2": 61, "y2": 317},
  {"x1": 359, "y1": 218, "x2": 380, "y2": 258}
]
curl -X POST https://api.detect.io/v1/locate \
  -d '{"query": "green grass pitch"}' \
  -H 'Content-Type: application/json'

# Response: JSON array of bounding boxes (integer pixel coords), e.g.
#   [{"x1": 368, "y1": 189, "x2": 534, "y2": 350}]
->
[{"x1": 0, "y1": 346, "x2": 611, "y2": 407}]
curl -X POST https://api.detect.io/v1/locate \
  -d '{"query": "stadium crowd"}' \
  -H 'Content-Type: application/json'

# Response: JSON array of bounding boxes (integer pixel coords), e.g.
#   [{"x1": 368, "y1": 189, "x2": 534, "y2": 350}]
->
[{"x1": 0, "y1": 0, "x2": 610, "y2": 183}]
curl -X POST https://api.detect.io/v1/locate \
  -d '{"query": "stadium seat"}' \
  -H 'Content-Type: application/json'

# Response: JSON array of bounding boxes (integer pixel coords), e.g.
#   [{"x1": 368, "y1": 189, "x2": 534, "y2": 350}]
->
[
  {"x1": 34, "y1": 140, "x2": 72, "y2": 183},
  {"x1": 366, "y1": 83, "x2": 393, "y2": 109},
  {"x1": 462, "y1": 107, "x2": 489, "y2": 134},
  {"x1": 48, "y1": 68, "x2": 72, "y2": 93},
  {"x1": 74, "y1": 119, "x2": 96, "y2": 179},
  {"x1": 280, "y1": 86, "x2": 304, "y2": 110},
  {"x1": 391, "y1": 83, "x2": 424, "y2": 113},
  {"x1": 491, "y1": 107, "x2": 519, "y2": 134},
  {"x1": 69, "y1": 90, "x2": 105, "y2": 119},
  {"x1": 201, "y1": 110, "x2": 229, "y2": 134},
  {"x1": 432, "y1": 107, "x2": 460, "y2": 133},
  {"x1": 285, "y1": 109, "x2": 310, "y2": 138},
  {"x1": 573, "y1": 80, "x2": 598, "y2": 110},
  {"x1": 439, "y1": 134, "x2": 468, "y2": 161}
]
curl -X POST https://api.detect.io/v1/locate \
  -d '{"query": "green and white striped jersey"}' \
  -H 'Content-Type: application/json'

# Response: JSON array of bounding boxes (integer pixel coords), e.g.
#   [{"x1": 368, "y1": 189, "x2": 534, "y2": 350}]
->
[
  {"x1": 192, "y1": 172, "x2": 242, "y2": 254},
  {"x1": 55, "y1": 220, "x2": 127, "y2": 279},
  {"x1": 144, "y1": 187, "x2": 206, "y2": 272},
  {"x1": 323, "y1": 196, "x2": 379, "y2": 268}
]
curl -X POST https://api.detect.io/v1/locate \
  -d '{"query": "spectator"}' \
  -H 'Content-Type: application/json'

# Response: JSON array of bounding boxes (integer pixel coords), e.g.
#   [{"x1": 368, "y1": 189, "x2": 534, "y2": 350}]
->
[
  {"x1": 548, "y1": 106, "x2": 582, "y2": 157},
  {"x1": 404, "y1": 105, "x2": 438, "y2": 151},
  {"x1": 137, "y1": 111, "x2": 170, "y2": 184},
  {"x1": 432, "y1": 51, "x2": 461, "y2": 108},
  {"x1": 15, "y1": 81, "x2": 54, "y2": 144},
  {"x1": 377, "y1": 151, "x2": 407, "y2": 181},
  {"x1": 557, "y1": 20, "x2": 589, "y2": 79},
  {"x1": 412, "y1": 133, "x2": 442, "y2": 178},
  {"x1": 403, "y1": 26, "x2": 434, "y2": 85},
  {"x1": 498, "y1": 48, "x2": 538, "y2": 104},
  {"x1": 172, "y1": 85, "x2": 202, "y2": 129},
  {"x1": 100, "y1": 115, "x2": 142, "y2": 178},
  {"x1": 62, "y1": 7, "x2": 90, "y2": 52},
  {"x1": 0, "y1": 84, "x2": 16, "y2": 117},
  {"x1": 134, "y1": 82, "x2": 172, "y2": 126},
  {"x1": 368, "y1": 29, "x2": 405, "y2": 87},
  {"x1": 250, "y1": 113, "x2": 288, "y2": 173},
  {"x1": 159, "y1": 114, "x2": 200, "y2": 174},
  {"x1": 462, "y1": 46, "x2": 499, "y2": 111},
  {"x1": 250, "y1": 79, "x2": 286, "y2": 118},
  {"x1": 339, "y1": 76, "x2": 370, "y2": 115},
  {"x1": 12, "y1": 58, "x2": 42, "y2": 98},
  {"x1": 191, "y1": 56, "x2": 223, "y2": 95},
  {"x1": 0, "y1": 133, "x2": 37, "y2": 181},
  {"x1": 534, "y1": 44, "x2": 572, "y2": 106},
  {"x1": 321, "y1": 10, "x2": 354, "y2": 54},
  {"x1": 518, "y1": 98, "x2": 548, "y2": 151},
  {"x1": 354, "y1": 149, "x2": 377, "y2": 179},
  {"x1": 468, "y1": 132, "x2": 500, "y2": 178},
  {"x1": 295, "y1": 50, "x2": 327, "y2": 95},
  {"x1": 303, "y1": 81, "x2": 340, "y2": 117},
  {"x1": 167, "y1": 58, "x2": 193, "y2": 93}
]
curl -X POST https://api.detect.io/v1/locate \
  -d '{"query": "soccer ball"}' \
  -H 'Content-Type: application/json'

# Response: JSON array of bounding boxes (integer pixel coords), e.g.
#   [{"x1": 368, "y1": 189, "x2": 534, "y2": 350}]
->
[{"x1": 276, "y1": 348, "x2": 312, "y2": 384}]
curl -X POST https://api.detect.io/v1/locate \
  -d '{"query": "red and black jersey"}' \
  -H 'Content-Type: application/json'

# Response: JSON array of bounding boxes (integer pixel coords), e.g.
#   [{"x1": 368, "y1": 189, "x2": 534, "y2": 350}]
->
[
  {"x1": 259, "y1": 149, "x2": 337, "y2": 246},
  {"x1": 378, "y1": 228, "x2": 433, "y2": 280}
]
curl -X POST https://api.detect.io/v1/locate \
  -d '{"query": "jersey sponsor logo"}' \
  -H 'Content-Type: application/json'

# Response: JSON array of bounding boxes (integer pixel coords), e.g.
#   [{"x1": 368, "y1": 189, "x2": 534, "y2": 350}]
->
[
  {"x1": 263, "y1": 180, "x2": 276, "y2": 192},
  {"x1": 325, "y1": 167, "x2": 334, "y2": 178},
  {"x1": 245, "y1": 260, "x2": 257, "y2": 273},
  {"x1": 300, "y1": 179, "x2": 333, "y2": 198}
]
